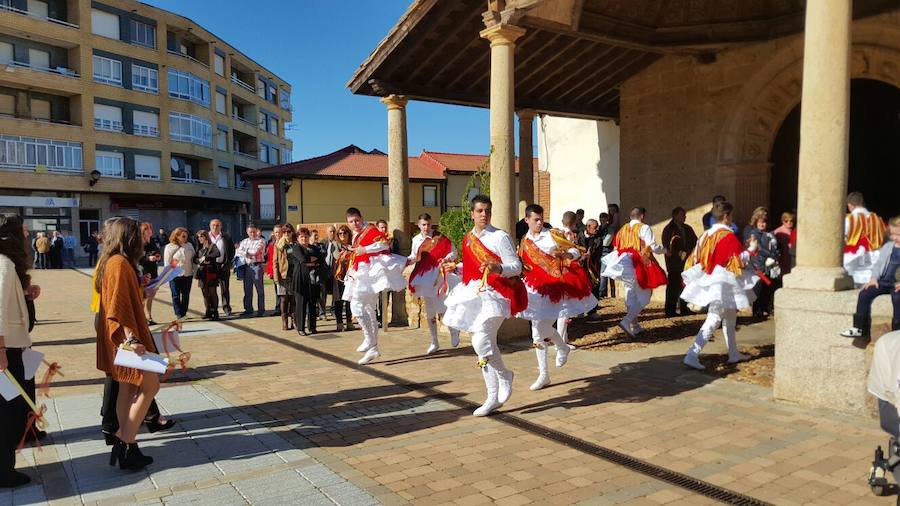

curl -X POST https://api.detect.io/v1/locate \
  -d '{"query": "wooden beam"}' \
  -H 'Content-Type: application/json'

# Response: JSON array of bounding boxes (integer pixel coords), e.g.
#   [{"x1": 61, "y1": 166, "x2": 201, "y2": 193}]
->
[
  {"x1": 583, "y1": 53, "x2": 661, "y2": 105},
  {"x1": 530, "y1": 44, "x2": 618, "y2": 102},
  {"x1": 469, "y1": 33, "x2": 579, "y2": 93},
  {"x1": 555, "y1": 47, "x2": 637, "y2": 103},
  {"x1": 516, "y1": 38, "x2": 597, "y2": 93},
  {"x1": 406, "y1": 6, "x2": 486, "y2": 84}
]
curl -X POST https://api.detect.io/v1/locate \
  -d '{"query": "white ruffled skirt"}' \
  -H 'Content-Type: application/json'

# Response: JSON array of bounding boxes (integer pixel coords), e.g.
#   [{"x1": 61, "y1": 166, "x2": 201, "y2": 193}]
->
[
  {"x1": 442, "y1": 280, "x2": 510, "y2": 333},
  {"x1": 342, "y1": 254, "x2": 408, "y2": 302},
  {"x1": 844, "y1": 246, "x2": 880, "y2": 286},
  {"x1": 518, "y1": 284, "x2": 598, "y2": 321},
  {"x1": 600, "y1": 250, "x2": 634, "y2": 281},
  {"x1": 679, "y1": 264, "x2": 758, "y2": 310}
]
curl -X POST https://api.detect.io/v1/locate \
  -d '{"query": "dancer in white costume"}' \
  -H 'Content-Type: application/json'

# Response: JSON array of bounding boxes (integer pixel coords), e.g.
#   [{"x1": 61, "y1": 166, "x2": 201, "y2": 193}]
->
[
  {"x1": 407, "y1": 213, "x2": 460, "y2": 355},
  {"x1": 341, "y1": 207, "x2": 407, "y2": 365},
  {"x1": 601, "y1": 207, "x2": 668, "y2": 337},
  {"x1": 681, "y1": 201, "x2": 759, "y2": 370},
  {"x1": 517, "y1": 205, "x2": 597, "y2": 390},
  {"x1": 844, "y1": 192, "x2": 887, "y2": 287},
  {"x1": 442, "y1": 195, "x2": 527, "y2": 416}
]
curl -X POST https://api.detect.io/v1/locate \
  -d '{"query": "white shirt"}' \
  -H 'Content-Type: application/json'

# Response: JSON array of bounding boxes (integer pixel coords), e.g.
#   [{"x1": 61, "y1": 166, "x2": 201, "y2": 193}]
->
[
  {"x1": 629, "y1": 219, "x2": 665, "y2": 255},
  {"x1": 352, "y1": 222, "x2": 388, "y2": 254},
  {"x1": 208, "y1": 231, "x2": 226, "y2": 264},
  {"x1": 467, "y1": 225, "x2": 521, "y2": 277},
  {"x1": 236, "y1": 237, "x2": 266, "y2": 264},
  {"x1": 525, "y1": 229, "x2": 580, "y2": 260},
  {"x1": 164, "y1": 242, "x2": 195, "y2": 277},
  {"x1": 408, "y1": 232, "x2": 457, "y2": 263}
]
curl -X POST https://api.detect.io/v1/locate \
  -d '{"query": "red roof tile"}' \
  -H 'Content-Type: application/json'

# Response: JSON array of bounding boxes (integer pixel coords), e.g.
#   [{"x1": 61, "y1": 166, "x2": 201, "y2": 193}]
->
[
  {"x1": 420, "y1": 150, "x2": 538, "y2": 174},
  {"x1": 244, "y1": 145, "x2": 445, "y2": 180}
]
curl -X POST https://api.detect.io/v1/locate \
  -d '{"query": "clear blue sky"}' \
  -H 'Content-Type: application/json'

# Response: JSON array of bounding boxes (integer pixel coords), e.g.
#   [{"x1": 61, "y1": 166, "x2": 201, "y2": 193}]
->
[{"x1": 144, "y1": 0, "x2": 516, "y2": 161}]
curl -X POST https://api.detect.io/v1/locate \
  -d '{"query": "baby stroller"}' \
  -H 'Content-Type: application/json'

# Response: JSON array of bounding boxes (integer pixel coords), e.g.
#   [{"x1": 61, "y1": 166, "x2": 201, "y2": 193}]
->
[{"x1": 867, "y1": 330, "x2": 900, "y2": 502}]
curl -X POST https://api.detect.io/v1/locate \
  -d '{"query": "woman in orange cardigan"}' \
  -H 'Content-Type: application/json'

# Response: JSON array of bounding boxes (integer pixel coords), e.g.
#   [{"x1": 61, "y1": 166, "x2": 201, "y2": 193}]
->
[{"x1": 95, "y1": 217, "x2": 160, "y2": 471}]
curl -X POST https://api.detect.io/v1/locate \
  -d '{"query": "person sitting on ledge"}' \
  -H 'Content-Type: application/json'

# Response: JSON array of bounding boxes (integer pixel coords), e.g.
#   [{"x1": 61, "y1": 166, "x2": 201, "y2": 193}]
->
[{"x1": 841, "y1": 215, "x2": 900, "y2": 340}]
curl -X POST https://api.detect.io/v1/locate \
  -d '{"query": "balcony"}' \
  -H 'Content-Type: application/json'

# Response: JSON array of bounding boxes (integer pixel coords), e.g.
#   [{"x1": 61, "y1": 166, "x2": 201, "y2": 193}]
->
[
  {"x1": 167, "y1": 49, "x2": 208, "y2": 70},
  {"x1": 5, "y1": 61, "x2": 79, "y2": 79},
  {"x1": 171, "y1": 176, "x2": 212, "y2": 185},
  {"x1": 0, "y1": 3, "x2": 78, "y2": 28},
  {"x1": 94, "y1": 118, "x2": 123, "y2": 133},
  {"x1": 230, "y1": 74, "x2": 254, "y2": 93},
  {"x1": 0, "y1": 134, "x2": 83, "y2": 174}
]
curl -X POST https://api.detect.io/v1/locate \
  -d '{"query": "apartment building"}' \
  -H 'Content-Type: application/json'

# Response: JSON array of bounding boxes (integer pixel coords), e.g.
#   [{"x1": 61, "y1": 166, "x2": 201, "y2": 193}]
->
[{"x1": 0, "y1": 0, "x2": 293, "y2": 246}]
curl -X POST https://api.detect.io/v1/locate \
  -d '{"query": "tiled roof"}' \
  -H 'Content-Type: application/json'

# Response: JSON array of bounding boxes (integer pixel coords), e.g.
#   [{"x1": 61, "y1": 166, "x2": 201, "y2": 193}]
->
[
  {"x1": 419, "y1": 150, "x2": 538, "y2": 174},
  {"x1": 243, "y1": 145, "x2": 445, "y2": 180}
]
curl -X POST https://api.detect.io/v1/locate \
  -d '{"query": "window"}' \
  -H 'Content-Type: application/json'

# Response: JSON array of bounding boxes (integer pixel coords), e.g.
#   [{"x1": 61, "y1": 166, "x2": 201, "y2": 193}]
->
[
  {"x1": 257, "y1": 110, "x2": 266, "y2": 130},
  {"x1": 27, "y1": 48, "x2": 49, "y2": 69},
  {"x1": 0, "y1": 135, "x2": 81, "y2": 172},
  {"x1": 217, "y1": 166, "x2": 229, "y2": 188},
  {"x1": 269, "y1": 146, "x2": 279, "y2": 165},
  {"x1": 267, "y1": 84, "x2": 277, "y2": 104},
  {"x1": 259, "y1": 143, "x2": 268, "y2": 163},
  {"x1": 0, "y1": 94, "x2": 14, "y2": 116},
  {"x1": 27, "y1": 0, "x2": 47, "y2": 18},
  {"x1": 91, "y1": 9, "x2": 120, "y2": 39},
  {"x1": 130, "y1": 19, "x2": 155, "y2": 48},
  {"x1": 258, "y1": 184, "x2": 275, "y2": 219},
  {"x1": 234, "y1": 171, "x2": 247, "y2": 189},
  {"x1": 30, "y1": 99, "x2": 50, "y2": 121},
  {"x1": 216, "y1": 129, "x2": 227, "y2": 151},
  {"x1": 282, "y1": 147, "x2": 291, "y2": 163},
  {"x1": 168, "y1": 112, "x2": 212, "y2": 147},
  {"x1": 382, "y1": 183, "x2": 389, "y2": 206},
  {"x1": 423, "y1": 185, "x2": 437, "y2": 207},
  {"x1": 95, "y1": 151, "x2": 124, "y2": 178},
  {"x1": 213, "y1": 53, "x2": 224, "y2": 76},
  {"x1": 279, "y1": 87, "x2": 290, "y2": 111},
  {"x1": 92, "y1": 55, "x2": 122, "y2": 86},
  {"x1": 0, "y1": 42, "x2": 12, "y2": 64},
  {"x1": 169, "y1": 156, "x2": 194, "y2": 181},
  {"x1": 93, "y1": 103, "x2": 123, "y2": 132},
  {"x1": 167, "y1": 69, "x2": 210, "y2": 106},
  {"x1": 134, "y1": 154, "x2": 160, "y2": 180},
  {"x1": 131, "y1": 65, "x2": 158, "y2": 93},
  {"x1": 268, "y1": 117, "x2": 278, "y2": 135},
  {"x1": 215, "y1": 91, "x2": 226, "y2": 114},
  {"x1": 256, "y1": 78, "x2": 265, "y2": 99},
  {"x1": 132, "y1": 110, "x2": 159, "y2": 137},
  {"x1": 467, "y1": 187, "x2": 479, "y2": 202}
]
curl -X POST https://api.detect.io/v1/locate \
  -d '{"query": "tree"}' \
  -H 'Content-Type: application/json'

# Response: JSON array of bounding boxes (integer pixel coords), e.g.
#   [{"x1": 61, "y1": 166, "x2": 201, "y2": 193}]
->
[{"x1": 438, "y1": 149, "x2": 492, "y2": 250}]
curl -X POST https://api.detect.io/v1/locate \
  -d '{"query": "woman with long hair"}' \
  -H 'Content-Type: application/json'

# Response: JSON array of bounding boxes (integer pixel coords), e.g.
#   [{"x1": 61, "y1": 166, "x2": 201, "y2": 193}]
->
[
  {"x1": 289, "y1": 228, "x2": 320, "y2": 335},
  {"x1": 164, "y1": 227, "x2": 195, "y2": 319},
  {"x1": 0, "y1": 214, "x2": 38, "y2": 487},
  {"x1": 331, "y1": 225, "x2": 354, "y2": 332},
  {"x1": 195, "y1": 230, "x2": 221, "y2": 321},
  {"x1": 274, "y1": 225, "x2": 296, "y2": 330},
  {"x1": 139, "y1": 222, "x2": 161, "y2": 325},
  {"x1": 94, "y1": 217, "x2": 159, "y2": 471}
]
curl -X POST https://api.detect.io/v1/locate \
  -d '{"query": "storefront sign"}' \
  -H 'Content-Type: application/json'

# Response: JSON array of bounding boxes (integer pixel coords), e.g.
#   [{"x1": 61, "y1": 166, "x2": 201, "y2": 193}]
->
[{"x1": 0, "y1": 196, "x2": 80, "y2": 208}]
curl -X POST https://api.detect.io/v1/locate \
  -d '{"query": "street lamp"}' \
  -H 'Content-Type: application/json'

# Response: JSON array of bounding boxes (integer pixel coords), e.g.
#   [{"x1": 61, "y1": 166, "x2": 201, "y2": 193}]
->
[{"x1": 88, "y1": 169, "x2": 101, "y2": 187}]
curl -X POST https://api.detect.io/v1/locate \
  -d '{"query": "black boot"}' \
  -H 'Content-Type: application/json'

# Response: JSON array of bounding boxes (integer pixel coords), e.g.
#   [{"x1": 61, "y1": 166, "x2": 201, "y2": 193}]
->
[
  {"x1": 109, "y1": 440, "x2": 153, "y2": 470},
  {"x1": 0, "y1": 470, "x2": 30, "y2": 488}
]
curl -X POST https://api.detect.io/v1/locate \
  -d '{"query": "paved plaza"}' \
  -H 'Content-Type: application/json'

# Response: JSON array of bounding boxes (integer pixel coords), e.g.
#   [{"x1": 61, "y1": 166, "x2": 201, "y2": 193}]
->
[{"x1": 3, "y1": 269, "x2": 892, "y2": 505}]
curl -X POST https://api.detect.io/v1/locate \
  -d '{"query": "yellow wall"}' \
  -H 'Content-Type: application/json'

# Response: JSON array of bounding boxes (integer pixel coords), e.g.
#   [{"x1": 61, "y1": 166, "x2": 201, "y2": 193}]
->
[{"x1": 284, "y1": 178, "x2": 442, "y2": 225}]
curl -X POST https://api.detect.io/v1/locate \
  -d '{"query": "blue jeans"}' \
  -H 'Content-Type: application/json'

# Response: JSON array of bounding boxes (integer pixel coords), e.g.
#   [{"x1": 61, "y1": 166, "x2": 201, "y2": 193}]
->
[
  {"x1": 169, "y1": 275, "x2": 192, "y2": 319},
  {"x1": 243, "y1": 263, "x2": 265, "y2": 313},
  {"x1": 855, "y1": 281, "x2": 900, "y2": 333}
]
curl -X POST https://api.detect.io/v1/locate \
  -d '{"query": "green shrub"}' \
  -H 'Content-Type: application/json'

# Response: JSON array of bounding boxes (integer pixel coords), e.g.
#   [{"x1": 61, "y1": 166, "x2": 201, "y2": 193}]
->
[{"x1": 438, "y1": 150, "x2": 492, "y2": 250}]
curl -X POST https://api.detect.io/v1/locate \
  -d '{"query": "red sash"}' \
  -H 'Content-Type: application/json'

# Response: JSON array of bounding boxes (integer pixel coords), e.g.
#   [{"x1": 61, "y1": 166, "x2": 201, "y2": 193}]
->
[
  {"x1": 409, "y1": 234, "x2": 452, "y2": 293},
  {"x1": 613, "y1": 223, "x2": 667, "y2": 290},
  {"x1": 519, "y1": 232, "x2": 592, "y2": 303},
  {"x1": 351, "y1": 224, "x2": 390, "y2": 270},
  {"x1": 462, "y1": 232, "x2": 527, "y2": 314},
  {"x1": 685, "y1": 228, "x2": 744, "y2": 277}
]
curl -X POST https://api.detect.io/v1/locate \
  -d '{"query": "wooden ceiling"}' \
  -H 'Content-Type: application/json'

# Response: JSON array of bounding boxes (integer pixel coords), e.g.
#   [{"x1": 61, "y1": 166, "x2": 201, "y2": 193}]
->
[{"x1": 348, "y1": 0, "x2": 899, "y2": 120}]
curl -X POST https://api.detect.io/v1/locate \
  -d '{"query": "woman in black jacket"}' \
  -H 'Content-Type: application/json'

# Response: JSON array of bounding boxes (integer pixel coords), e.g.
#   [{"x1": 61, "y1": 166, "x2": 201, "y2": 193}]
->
[
  {"x1": 194, "y1": 230, "x2": 221, "y2": 320},
  {"x1": 742, "y1": 207, "x2": 780, "y2": 318},
  {"x1": 288, "y1": 228, "x2": 320, "y2": 335},
  {"x1": 140, "y1": 223, "x2": 161, "y2": 325}
]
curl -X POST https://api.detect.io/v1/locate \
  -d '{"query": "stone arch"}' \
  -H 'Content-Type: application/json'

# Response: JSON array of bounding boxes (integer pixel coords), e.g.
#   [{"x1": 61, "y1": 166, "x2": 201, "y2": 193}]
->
[{"x1": 713, "y1": 18, "x2": 900, "y2": 221}]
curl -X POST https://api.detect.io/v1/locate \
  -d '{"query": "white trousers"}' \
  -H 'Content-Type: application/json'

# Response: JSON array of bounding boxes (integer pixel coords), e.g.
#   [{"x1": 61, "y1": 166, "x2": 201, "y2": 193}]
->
[
  {"x1": 622, "y1": 280, "x2": 651, "y2": 326},
  {"x1": 472, "y1": 316, "x2": 506, "y2": 365},
  {"x1": 531, "y1": 319, "x2": 567, "y2": 348},
  {"x1": 688, "y1": 301, "x2": 739, "y2": 358},
  {"x1": 351, "y1": 293, "x2": 379, "y2": 349}
]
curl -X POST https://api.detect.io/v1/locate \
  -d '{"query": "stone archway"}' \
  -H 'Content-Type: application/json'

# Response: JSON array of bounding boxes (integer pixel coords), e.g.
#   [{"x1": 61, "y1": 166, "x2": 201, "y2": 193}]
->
[{"x1": 714, "y1": 19, "x2": 900, "y2": 222}]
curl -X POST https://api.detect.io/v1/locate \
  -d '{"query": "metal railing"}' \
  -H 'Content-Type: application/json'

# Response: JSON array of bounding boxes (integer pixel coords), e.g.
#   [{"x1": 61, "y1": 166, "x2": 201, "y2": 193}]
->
[
  {"x1": 0, "y1": 3, "x2": 79, "y2": 28},
  {"x1": 232, "y1": 114, "x2": 257, "y2": 127},
  {"x1": 167, "y1": 49, "x2": 209, "y2": 69},
  {"x1": 0, "y1": 163, "x2": 81, "y2": 174},
  {"x1": 133, "y1": 125, "x2": 159, "y2": 137},
  {"x1": 171, "y1": 176, "x2": 212, "y2": 185},
  {"x1": 234, "y1": 149, "x2": 257, "y2": 159},
  {"x1": 6, "y1": 61, "x2": 80, "y2": 78},
  {"x1": 94, "y1": 118, "x2": 124, "y2": 132},
  {"x1": 230, "y1": 74, "x2": 255, "y2": 93}
]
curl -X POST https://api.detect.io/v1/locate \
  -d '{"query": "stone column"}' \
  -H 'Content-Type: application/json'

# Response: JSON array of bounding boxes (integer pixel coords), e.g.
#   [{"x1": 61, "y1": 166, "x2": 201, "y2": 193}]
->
[
  {"x1": 782, "y1": 0, "x2": 853, "y2": 292},
  {"x1": 380, "y1": 94, "x2": 409, "y2": 327},
  {"x1": 481, "y1": 24, "x2": 525, "y2": 234},
  {"x1": 517, "y1": 109, "x2": 535, "y2": 218}
]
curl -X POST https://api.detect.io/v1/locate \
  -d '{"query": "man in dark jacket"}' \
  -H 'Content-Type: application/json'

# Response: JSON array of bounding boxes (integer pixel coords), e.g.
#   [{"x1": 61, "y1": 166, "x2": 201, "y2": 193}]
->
[
  {"x1": 209, "y1": 219, "x2": 235, "y2": 316},
  {"x1": 49, "y1": 231, "x2": 64, "y2": 269},
  {"x1": 662, "y1": 207, "x2": 698, "y2": 317}
]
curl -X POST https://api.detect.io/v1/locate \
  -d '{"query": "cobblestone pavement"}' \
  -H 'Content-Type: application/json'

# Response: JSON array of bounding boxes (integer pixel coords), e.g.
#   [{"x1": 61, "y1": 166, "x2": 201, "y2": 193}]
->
[{"x1": 5, "y1": 269, "x2": 893, "y2": 505}]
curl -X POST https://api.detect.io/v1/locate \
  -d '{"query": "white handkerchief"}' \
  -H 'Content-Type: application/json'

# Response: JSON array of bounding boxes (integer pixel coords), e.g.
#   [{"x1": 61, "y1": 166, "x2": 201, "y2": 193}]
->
[
  {"x1": 22, "y1": 349, "x2": 44, "y2": 381},
  {"x1": 0, "y1": 371, "x2": 20, "y2": 401},
  {"x1": 113, "y1": 347, "x2": 169, "y2": 374}
]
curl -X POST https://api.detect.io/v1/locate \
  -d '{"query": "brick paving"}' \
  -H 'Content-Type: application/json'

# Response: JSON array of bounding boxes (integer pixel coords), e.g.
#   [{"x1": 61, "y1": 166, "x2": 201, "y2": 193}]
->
[{"x1": 4, "y1": 269, "x2": 892, "y2": 505}]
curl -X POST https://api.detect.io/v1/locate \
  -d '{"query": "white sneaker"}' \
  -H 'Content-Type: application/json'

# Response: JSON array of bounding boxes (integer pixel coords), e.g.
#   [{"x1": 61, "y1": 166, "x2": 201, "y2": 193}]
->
[
  {"x1": 556, "y1": 345, "x2": 573, "y2": 368},
  {"x1": 840, "y1": 327, "x2": 864, "y2": 338},
  {"x1": 727, "y1": 352, "x2": 751, "y2": 364},
  {"x1": 473, "y1": 399, "x2": 502, "y2": 416},
  {"x1": 426, "y1": 342, "x2": 439, "y2": 355},
  {"x1": 497, "y1": 370, "x2": 514, "y2": 404},
  {"x1": 450, "y1": 332, "x2": 460, "y2": 348},
  {"x1": 356, "y1": 339, "x2": 372, "y2": 353},
  {"x1": 618, "y1": 321, "x2": 636, "y2": 337},
  {"x1": 529, "y1": 374, "x2": 550, "y2": 391},
  {"x1": 357, "y1": 348, "x2": 380, "y2": 365},
  {"x1": 683, "y1": 354, "x2": 705, "y2": 370}
]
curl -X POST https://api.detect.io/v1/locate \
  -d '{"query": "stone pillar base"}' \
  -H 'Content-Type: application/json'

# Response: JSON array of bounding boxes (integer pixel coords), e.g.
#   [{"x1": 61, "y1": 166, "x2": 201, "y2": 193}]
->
[
  {"x1": 774, "y1": 287, "x2": 893, "y2": 417},
  {"x1": 782, "y1": 266, "x2": 854, "y2": 291}
]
